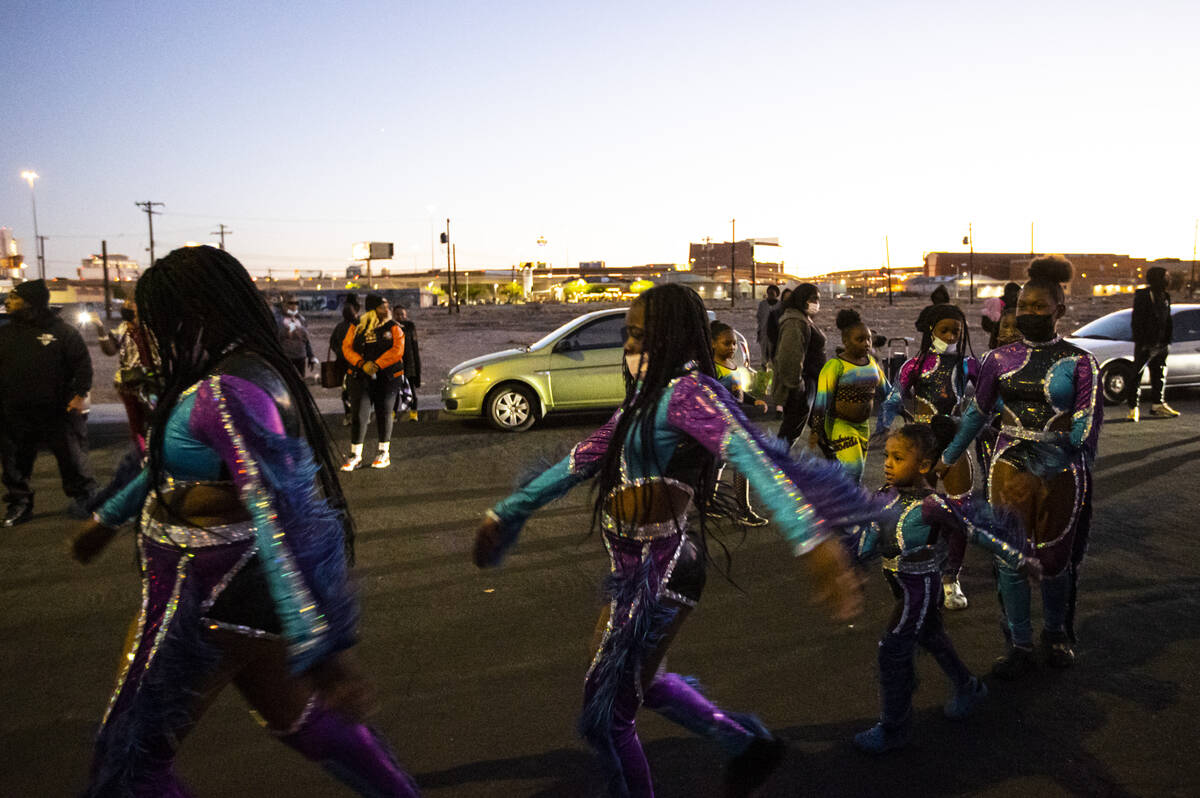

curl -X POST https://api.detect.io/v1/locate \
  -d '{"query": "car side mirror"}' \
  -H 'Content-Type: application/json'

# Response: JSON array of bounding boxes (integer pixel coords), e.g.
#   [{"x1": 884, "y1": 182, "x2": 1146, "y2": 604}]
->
[{"x1": 555, "y1": 338, "x2": 576, "y2": 353}]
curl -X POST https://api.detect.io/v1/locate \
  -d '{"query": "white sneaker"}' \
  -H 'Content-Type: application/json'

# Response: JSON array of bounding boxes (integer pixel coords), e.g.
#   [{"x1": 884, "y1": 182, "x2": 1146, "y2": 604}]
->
[
  {"x1": 370, "y1": 451, "x2": 391, "y2": 469},
  {"x1": 1150, "y1": 403, "x2": 1180, "y2": 418},
  {"x1": 1127, "y1": 406, "x2": 1139, "y2": 423},
  {"x1": 341, "y1": 454, "x2": 362, "y2": 471},
  {"x1": 943, "y1": 580, "x2": 968, "y2": 610}
]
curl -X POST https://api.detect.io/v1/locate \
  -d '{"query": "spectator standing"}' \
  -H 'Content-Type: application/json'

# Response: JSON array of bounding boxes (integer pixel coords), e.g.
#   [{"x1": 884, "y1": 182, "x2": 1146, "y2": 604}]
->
[
  {"x1": 328, "y1": 297, "x2": 360, "y2": 425},
  {"x1": 981, "y1": 282, "x2": 1021, "y2": 349},
  {"x1": 341, "y1": 294, "x2": 405, "y2": 470},
  {"x1": 91, "y1": 298, "x2": 159, "y2": 452},
  {"x1": 0, "y1": 280, "x2": 98, "y2": 526},
  {"x1": 278, "y1": 297, "x2": 318, "y2": 378},
  {"x1": 772, "y1": 284, "x2": 826, "y2": 446},
  {"x1": 396, "y1": 305, "x2": 422, "y2": 421},
  {"x1": 755, "y1": 284, "x2": 781, "y2": 368},
  {"x1": 1128, "y1": 266, "x2": 1179, "y2": 422}
]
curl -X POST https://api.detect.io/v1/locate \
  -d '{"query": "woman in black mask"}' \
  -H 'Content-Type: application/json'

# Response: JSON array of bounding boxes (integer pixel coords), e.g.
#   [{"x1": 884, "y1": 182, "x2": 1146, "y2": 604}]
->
[{"x1": 935, "y1": 256, "x2": 1101, "y2": 679}]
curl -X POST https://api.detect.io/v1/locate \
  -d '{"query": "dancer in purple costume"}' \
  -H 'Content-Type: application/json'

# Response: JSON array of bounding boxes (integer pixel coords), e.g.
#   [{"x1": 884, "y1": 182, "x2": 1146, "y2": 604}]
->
[
  {"x1": 936, "y1": 256, "x2": 1101, "y2": 678},
  {"x1": 71, "y1": 246, "x2": 418, "y2": 797},
  {"x1": 475, "y1": 285, "x2": 881, "y2": 798}
]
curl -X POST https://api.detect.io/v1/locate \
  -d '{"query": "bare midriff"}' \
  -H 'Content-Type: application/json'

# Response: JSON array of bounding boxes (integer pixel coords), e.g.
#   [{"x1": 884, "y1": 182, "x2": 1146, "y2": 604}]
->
[
  {"x1": 604, "y1": 481, "x2": 692, "y2": 526},
  {"x1": 151, "y1": 484, "x2": 249, "y2": 528},
  {"x1": 834, "y1": 399, "x2": 872, "y2": 425}
]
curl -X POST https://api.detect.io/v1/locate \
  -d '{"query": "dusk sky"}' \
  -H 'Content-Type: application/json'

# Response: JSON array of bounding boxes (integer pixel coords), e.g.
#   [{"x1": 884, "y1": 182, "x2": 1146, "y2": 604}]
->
[{"x1": 4, "y1": 0, "x2": 1198, "y2": 279}]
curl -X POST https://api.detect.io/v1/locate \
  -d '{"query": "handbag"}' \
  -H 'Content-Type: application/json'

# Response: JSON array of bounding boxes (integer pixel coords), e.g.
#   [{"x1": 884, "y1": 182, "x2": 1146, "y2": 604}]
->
[{"x1": 320, "y1": 346, "x2": 346, "y2": 389}]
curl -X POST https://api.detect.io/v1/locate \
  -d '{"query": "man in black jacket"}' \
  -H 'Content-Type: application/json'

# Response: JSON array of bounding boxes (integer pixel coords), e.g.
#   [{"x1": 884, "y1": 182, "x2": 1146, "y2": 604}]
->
[
  {"x1": 396, "y1": 305, "x2": 421, "y2": 421},
  {"x1": 1127, "y1": 266, "x2": 1179, "y2": 422},
  {"x1": 0, "y1": 280, "x2": 98, "y2": 526}
]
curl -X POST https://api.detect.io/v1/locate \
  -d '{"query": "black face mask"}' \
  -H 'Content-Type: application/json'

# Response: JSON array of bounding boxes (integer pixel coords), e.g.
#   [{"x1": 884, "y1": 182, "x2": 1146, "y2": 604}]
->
[
  {"x1": 120, "y1": 307, "x2": 136, "y2": 322},
  {"x1": 1016, "y1": 313, "x2": 1057, "y2": 342}
]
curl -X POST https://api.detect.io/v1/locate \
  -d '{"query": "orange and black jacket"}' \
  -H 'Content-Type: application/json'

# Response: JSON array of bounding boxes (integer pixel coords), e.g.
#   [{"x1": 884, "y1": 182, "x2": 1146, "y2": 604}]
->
[{"x1": 342, "y1": 318, "x2": 405, "y2": 381}]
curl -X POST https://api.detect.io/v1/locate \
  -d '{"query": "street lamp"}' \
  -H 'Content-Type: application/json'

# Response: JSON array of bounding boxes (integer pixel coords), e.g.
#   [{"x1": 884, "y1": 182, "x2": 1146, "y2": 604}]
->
[
  {"x1": 20, "y1": 170, "x2": 43, "y2": 279},
  {"x1": 962, "y1": 224, "x2": 975, "y2": 304}
]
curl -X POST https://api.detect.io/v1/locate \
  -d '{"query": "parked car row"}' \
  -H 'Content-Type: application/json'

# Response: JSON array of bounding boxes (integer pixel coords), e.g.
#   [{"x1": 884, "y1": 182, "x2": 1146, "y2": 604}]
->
[{"x1": 441, "y1": 307, "x2": 752, "y2": 431}]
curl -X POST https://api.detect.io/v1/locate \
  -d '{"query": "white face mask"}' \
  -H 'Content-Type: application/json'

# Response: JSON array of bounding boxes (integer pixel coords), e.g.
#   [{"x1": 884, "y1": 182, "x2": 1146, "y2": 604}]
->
[
  {"x1": 625, "y1": 352, "x2": 647, "y2": 380},
  {"x1": 807, "y1": 301, "x2": 820, "y2": 315},
  {"x1": 931, "y1": 337, "x2": 951, "y2": 354}
]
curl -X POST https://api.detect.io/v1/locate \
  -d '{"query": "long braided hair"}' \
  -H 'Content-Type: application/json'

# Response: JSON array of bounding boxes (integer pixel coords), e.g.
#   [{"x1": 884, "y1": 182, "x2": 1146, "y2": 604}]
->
[
  {"x1": 136, "y1": 245, "x2": 355, "y2": 555},
  {"x1": 591, "y1": 285, "x2": 718, "y2": 536},
  {"x1": 911, "y1": 303, "x2": 974, "y2": 401}
]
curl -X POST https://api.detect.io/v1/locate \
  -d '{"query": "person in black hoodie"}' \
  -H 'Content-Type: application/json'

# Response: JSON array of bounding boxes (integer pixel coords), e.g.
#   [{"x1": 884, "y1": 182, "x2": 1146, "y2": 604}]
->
[
  {"x1": 1128, "y1": 266, "x2": 1178, "y2": 421},
  {"x1": 394, "y1": 305, "x2": 421, "y2": 421},
  {"x1": 328, "y1": 297, "x2": 359, "y2": 425},
  {"x1": 0, "y1": 280, "x2": 97, "y2": 526},
  {"x1": 339, "y1": 293, "x2": 405, "y2": 470}
]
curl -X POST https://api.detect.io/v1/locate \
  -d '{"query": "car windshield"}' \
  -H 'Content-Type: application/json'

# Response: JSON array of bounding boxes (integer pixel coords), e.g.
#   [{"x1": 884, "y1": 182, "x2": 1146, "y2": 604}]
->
[
  {"x1": 527, "y1": 311, "x2": 625, "y2": 352},
  {"x1": 1071, "y1": 310, "x2": 1132, "y2": 341}
]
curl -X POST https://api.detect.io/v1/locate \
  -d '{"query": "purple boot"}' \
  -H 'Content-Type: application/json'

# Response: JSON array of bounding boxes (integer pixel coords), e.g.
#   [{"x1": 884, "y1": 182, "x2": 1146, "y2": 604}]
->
[{"x1": 278, "y1": 701, "x2": 421, "y2": 797}]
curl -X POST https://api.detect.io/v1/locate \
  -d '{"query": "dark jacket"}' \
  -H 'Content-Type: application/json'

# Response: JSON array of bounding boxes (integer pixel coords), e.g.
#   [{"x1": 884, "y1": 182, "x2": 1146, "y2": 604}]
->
[
  {"x1": 771, "y1": 308, "x2": 826, "y2": 405},
  {"x1": 1131, "y1": 287, "x2": 1172, "y2": 347},
  {"x1": 341, "y1": 317, "x2": 405, "y2": 382},
  {"x1": 0, "y1": 310, "x2": 93, "y2": 411},
  {"x1": 397, "y1": 319, "x2": 421, "y2": 388},
  {"x1": 329, "y1": 319, "x2": 354, "y2": 368}
]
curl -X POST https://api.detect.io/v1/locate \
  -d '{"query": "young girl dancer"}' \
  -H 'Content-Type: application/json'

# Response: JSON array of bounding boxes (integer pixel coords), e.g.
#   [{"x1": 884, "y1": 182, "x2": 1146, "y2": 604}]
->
[
  {"x1": 711, "y1": 320, "x2": 767, "y2": 526},
  {"x1": 936, "y1": 256, "x2": 1102, "y2": 677},
  {"x1": 809, "y1": 309, "x2": 890, "y2": 483},
  {"x1": 853, "y1": 422, "x2": 1041, "y2": 752},
  {"x1": 875, "y1": 303, "x2": 979, "y2": 610},
  {"x1": 71, "y1": 247, "x2": 418, "y2": 797},
  {"x1": 475, "y1": 285, "x2": 880, "y2": 798}
]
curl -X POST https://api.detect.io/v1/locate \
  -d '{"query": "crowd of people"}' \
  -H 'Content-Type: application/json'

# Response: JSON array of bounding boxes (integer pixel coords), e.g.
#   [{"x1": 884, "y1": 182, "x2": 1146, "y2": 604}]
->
[{"x1": 0, "y1": 244, "x2": 1185, "y2": 795}]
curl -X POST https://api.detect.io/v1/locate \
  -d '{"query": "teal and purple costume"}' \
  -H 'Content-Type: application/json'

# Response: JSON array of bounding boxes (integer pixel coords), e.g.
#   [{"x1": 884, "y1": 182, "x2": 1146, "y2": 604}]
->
[
  {"x1": 940, "y1": 336, "x2": 1101, "y2": 650},
  {"x1": 854, "y1": 488, "x2": 1029, "y2": 735},
  {"x1": 87, "y1": 352, "x2": 417, "y2": 797},
  {"x1": 486, "y1": 366, "x2": 882, "y2": 797}
]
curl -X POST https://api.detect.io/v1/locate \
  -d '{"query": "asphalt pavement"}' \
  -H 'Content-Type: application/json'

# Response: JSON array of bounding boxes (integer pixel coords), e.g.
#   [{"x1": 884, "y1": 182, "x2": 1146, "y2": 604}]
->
[{"x1": 1, "y1": 395, "x2": 1198, "y2": 797}]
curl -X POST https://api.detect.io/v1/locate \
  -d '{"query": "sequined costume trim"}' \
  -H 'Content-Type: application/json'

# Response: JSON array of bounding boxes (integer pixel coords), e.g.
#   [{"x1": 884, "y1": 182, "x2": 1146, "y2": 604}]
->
[
  {"x1": 141, "y1": 511, "x2": 256, "y2": 548},
  {"x1": 208, "y1": 377, "x2": 329, "y2": 664},
  {"x1": 100, "y1": 540, "x2": 152, "y2": 727}
]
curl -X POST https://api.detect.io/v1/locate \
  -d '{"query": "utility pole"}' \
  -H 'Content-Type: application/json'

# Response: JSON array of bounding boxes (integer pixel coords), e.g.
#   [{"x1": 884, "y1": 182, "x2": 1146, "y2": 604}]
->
[
  {"x1": 36, "y1": 236, "x2": 48, "y2": 280},
  {"x1": 210, "y1": 223, "x2": 232, "y2": 251},
  {"x1": 135, "y1": 201, "x2": 165, "y2": 265},
  {"x1": 729, "y1": 218, "x2": 736, "y2": 308},
  {"x1": 968, "y1": 223, "x2": 975, "y2": 305},
  {"x1": 455, "y1": 244, "x2": 463, "y2": 312},
  {"x1": 443, "y1": 218, "x2": 454, "y2": 315},
  {"x1": 1191, "y1": 218, "x2": 1197, "y2": 299},
  {"x1": 1030, "y1": 221, "x2": 1035, "y2": 256},
  {"x1": 101, "y1": 241, "x2": 112, "y2": 320},
  {"x1": 885, "y1": 236, "x2": 893, "y2": 306}
]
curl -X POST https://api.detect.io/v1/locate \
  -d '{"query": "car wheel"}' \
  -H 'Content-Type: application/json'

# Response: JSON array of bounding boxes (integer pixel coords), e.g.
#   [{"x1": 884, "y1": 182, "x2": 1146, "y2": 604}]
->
[
  {"x1": 486, "y1": 383, "x2": 538, "y2": 432},
  {"x1": 1100, "y1": 360, "x2": 1135, "y2": 405}
]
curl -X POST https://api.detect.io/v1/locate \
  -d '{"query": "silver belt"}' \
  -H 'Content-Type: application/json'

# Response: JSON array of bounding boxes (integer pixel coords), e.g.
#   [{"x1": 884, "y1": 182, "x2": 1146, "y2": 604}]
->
[{"x1": 141, "y1": 511, "x2": 256, "y2": 548}]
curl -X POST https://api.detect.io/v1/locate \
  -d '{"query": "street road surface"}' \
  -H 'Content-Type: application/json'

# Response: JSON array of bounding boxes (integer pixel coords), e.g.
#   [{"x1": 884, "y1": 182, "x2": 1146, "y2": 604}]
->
[{"x1": 2, "y1": 397, "x2": 1198, "y2": 797}]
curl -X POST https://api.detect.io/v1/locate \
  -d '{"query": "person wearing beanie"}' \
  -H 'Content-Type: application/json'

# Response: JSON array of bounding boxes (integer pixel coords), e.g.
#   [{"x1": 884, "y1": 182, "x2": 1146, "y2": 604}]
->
[
  {"x1": 1128, "y1": 266, "x2": 1178, "y2": 421},
  {"x1": 340, "y1": 293, "x2": 406, "y2": 470},
  {"x1": 0, "y1": 281, "x2": 98, "y2": 526}
]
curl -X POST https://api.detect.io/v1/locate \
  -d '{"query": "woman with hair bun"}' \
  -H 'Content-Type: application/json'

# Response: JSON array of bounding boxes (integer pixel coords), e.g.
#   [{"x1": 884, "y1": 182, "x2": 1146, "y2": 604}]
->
[
  {"x1": 808, "y1": 309, "x2": 890, "y2": 483},
  {"x1": 936, "y1": 255, "x2": 1102, "y2": 679}
]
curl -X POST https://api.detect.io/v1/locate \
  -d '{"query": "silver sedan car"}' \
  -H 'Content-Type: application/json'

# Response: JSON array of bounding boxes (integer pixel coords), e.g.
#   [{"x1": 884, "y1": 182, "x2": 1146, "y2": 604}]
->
[{"x1": 1065, "y1": 304, "x2": 1200, "y2": 403}]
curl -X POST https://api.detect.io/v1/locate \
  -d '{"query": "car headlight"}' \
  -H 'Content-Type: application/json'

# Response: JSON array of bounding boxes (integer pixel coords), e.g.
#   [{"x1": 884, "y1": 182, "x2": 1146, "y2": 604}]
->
[{"x1": 449, "y1": 367, "x2": 482, "y2": 386}]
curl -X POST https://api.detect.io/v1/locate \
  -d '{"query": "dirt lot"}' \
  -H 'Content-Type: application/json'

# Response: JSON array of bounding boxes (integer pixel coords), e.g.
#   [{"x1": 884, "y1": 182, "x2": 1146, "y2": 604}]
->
[{"x1": 82, "y1": 294, "x2": 1135, "y2": 405}]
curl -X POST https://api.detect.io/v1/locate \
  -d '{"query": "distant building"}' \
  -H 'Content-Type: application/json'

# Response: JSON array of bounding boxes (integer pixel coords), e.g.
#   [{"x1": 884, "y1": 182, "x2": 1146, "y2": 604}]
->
[
  {"x1": 78, "y1": 253, "x2": 140, "y2": 283},
  {"x1": 924, "y1": 251, "x2": 1192, "y2": 296},
  {"x1": 806, "y1": 266, "x2": 925, "y2": 298},
  {"x1": 1, "y1": 228, "x2": 25, "y2": 279}
]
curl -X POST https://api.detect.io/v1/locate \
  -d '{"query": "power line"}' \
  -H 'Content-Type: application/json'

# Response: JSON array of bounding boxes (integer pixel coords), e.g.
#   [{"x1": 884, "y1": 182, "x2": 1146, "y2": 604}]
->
[
  {"x1": 211, "y1": 223, "x2": 232, "y2": 251},
  {"x1": 135, "y1": 201, "x2": 165, "y2": 265}
]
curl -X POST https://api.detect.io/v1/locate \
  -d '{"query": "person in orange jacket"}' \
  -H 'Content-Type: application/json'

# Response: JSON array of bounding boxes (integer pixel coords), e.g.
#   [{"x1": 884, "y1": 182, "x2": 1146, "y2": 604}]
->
[{"x1": 341, "y1": 294, "x2": 405, "y2": 470}]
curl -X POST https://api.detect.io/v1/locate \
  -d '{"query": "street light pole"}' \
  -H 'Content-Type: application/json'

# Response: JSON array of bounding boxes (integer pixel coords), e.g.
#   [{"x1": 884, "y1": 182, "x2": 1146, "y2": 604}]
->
[
  {"x1": 729, "y1": 218, "x2": 736, "y2": 308},
  {"x1": 20, "y1": 171, "x2": 42, "y2": 279}
]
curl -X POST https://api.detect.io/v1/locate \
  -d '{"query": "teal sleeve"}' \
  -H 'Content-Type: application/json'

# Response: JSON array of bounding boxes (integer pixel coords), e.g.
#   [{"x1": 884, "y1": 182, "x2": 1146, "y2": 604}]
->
[
  {"x1": 96, "y1": 468, "x2": 150, "y2": 527},
  {"x1": 490, "y1": 456, "x2": 582, "y2": 529},
  {"x1": 922, "y1": 495, "x2": 1026, "y2": 569},
  {"x1": 940, "y1": 400, "x2": 989, "y2": 465},
  {"x1": 722, "y1": 432, "x2": 826, "y2": 554},
  {"x1": 855, "y1": 522, "x2": 880, "y2": 562}
]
